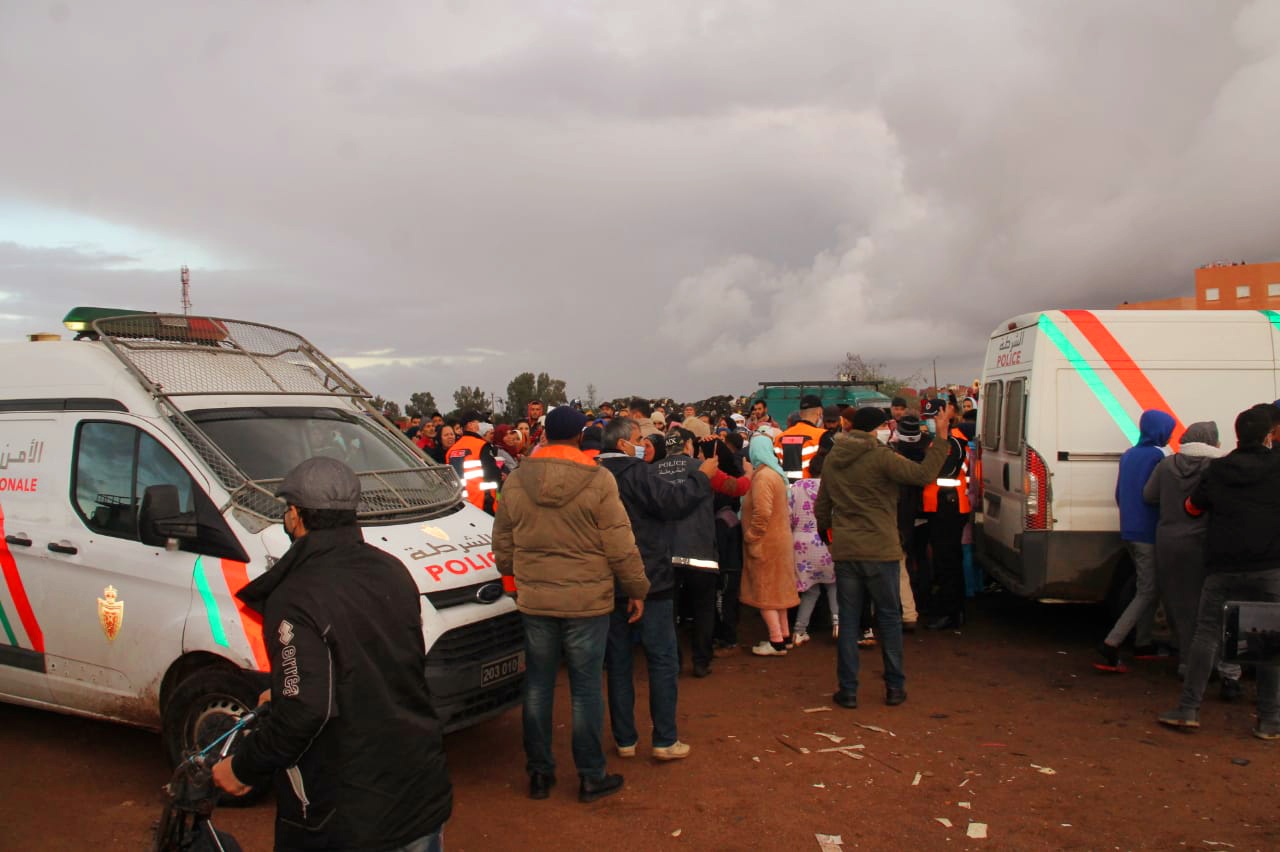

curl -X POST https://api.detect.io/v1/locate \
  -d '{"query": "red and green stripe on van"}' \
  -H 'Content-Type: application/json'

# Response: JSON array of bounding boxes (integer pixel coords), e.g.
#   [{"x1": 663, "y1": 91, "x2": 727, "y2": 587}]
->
[
  {"x1": 1037, "y1": 309, "x2": 1194, "y2": 450},
  {"x1": 0, "y1": 504, "x2": 43, "y2": 658}
]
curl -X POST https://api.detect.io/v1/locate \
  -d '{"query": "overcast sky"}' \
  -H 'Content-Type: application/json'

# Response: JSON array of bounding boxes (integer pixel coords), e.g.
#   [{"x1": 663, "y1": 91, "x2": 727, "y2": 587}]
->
[{"x1": 2, "y1": 1, "x2": 1278, "y2": 409}]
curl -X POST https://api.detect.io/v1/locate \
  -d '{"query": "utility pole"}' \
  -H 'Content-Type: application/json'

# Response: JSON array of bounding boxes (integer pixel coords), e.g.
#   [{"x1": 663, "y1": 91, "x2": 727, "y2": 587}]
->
[
  {"x1": 180, "y1": 266, "x2": 191, "y2": 315},
  {"x1": 932, "y1": 358, "x2": 938, "y2": 391}
]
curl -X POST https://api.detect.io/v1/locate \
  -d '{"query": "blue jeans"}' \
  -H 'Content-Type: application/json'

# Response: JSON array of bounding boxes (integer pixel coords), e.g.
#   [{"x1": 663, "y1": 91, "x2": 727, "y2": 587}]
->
[
  {"x1": 387, "y1": 829, "x2": 444, "y2": 852},
  {"x1": 522, "y1": 613, "x2": 610, "y2": 781},
  {"x1": 606, "y1": 597, "x2": 679, "y2": 748},
  {"x1": 835, "y1": 561, "x2": 905, "y2": 693},
  {"x1": 1178, "y1": 568, "x2": 1280, "y2": 722}
]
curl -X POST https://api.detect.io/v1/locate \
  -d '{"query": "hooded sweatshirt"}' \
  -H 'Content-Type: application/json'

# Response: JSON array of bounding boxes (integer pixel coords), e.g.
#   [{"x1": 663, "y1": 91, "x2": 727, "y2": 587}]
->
[
  {"x1": 1142, "y1": 421, "x2": 1225, "y2": 542},
  {"x1": 493, "y1": 445, "x2": 649, "y2": 617},
  {"x1": 1115, "y1": 409, "x2": 1176, "y2": 543},
  {"x1": 1189, "y1": 441, "x2": 1280, "y2": 574}
]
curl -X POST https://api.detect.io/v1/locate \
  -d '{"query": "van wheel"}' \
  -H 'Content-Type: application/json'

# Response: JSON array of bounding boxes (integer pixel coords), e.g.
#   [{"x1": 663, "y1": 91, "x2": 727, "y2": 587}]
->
[{"x1": 161, "y1": 668, "x2": 265, "y2": 805}]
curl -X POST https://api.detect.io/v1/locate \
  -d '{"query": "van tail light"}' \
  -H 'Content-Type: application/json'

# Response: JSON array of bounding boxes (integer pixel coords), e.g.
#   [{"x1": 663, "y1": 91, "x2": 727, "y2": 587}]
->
[{"x1": 1023, "y1": 444, "x2": 1052, "y2": 530}]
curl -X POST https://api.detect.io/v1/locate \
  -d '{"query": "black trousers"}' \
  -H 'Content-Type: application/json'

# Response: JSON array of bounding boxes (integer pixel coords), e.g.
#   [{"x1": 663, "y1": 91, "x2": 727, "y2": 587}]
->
[
  {"x1": 714, "y1": 519, "x2": 744, "y2": 645},
  {"x1": 676, "y1": 567, "x2": 718, "y2": 668},
  {"x1": 928, "y1": 493, "x2": 969, "y2": 619}
]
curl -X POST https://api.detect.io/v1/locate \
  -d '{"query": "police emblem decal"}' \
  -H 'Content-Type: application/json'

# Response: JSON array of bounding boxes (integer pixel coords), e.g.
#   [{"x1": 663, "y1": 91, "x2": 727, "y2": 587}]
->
[
  {"x1": 420, "y1": 524, "x2": 450, "y2": 541},
  {"x1": 97, "y1": 585, "x2": 124, "y2": 641}
]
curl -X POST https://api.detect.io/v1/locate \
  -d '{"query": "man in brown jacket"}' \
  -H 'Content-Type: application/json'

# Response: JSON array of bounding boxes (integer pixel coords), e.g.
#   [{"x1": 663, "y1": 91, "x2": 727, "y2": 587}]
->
[
  {"x1": 493, "y1": 406, "x2": 649, "y2": 804},
  {"x1": 815, "y1": 403, "x2": 957, "y2": 710}
]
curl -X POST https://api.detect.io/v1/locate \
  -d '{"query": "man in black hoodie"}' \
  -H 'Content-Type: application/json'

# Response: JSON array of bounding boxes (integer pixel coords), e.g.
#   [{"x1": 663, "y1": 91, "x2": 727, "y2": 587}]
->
[
  {"x1": 1158, "y1": 408, "x2": 1280, "y2": 739},
  {"x1": 213, "y1": 457, "x2": 451, "y2": 851},
  {"x1": 596, "y1": 417, "x2": 725, "y2": 761}
]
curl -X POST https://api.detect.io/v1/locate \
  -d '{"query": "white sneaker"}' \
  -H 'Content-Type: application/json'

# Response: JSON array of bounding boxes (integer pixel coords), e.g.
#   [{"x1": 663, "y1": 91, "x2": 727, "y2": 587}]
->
[
  {"x1": 653, "y1": 741, "x2": 691, "y2": 761},
  {"x1": 751, "y1": 641, "x2": 787, "y2": 656},
  {"x1": 832, "y1": 623, "x2": 839, "y2": 639},
  {"x1": 616, "y1": 742, "x2": 637, "y2": 758},
  {"x1": 791, "y1": 632, "x2": 811, "y2": 647}
]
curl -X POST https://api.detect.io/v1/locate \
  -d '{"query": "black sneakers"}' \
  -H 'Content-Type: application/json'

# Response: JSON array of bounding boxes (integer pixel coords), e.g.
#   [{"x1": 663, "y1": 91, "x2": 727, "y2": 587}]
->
[
  {"x1": 529, "y1": 772, "x2": 556, "y2": 800},
  {"x1": 579, "y1": 773, "x2": 625, "y2": 803},
  {"x1": 885, "y1": 686, "x2": 907, "y2": 706},
  {"x1": 1094, "y1": 642, "x2": 1128, "y2": 673},
  {"x1": 832, "y1": 690, "x2": 858, "y2": 709}
]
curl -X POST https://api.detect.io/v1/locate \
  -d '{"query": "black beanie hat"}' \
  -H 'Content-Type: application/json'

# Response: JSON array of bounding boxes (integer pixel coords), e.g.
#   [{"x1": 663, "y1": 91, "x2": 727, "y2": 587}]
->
[{"x1": 851, "y1": 407, "x2": 886, "y2": 432}]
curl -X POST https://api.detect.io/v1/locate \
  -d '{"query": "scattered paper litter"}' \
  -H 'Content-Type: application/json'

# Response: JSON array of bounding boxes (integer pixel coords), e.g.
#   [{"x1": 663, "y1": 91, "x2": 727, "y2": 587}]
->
[
  {"x1": 959, "y1": 802, "x2": 971, "y2": 810},
  {"x1": 751, "y1": 756, "x2": 761, "y2": 763},
  {"x1": 959, "y1": 779, "x2": 970, "y2": 787},
  {"x1": 839, "y1": 749, "x2": 865, "y2": 761},
  {"x1": 1202, "y1": 843, "x2": 1235, "y2": 849},
  {"x1": 815, "y1": 833, "x2": 843, "y2": 852},
  {"x1": 935, "y1": 818, "x2": 953, "y2": 828},
  {"x1": 967, "y1": 823, "x2": 988, "y2": 839},
  {"x1": 671, "y1": 829, "x2": 682, "y2": 837},
  {"x1": 912, "y1": 772, "x2": 922, "y2": 787},
  {"x1": 857, "y1": 723, "x2": 896, "y2": 737},
  {"x1": 813, "y1": 782, "x2": 826, "y2": 788},
  {"x1": 1030, "y1": 764, "x2": 1057, "y2": 775},
  {"x1": 804, "y1": 706, "x2": 833, "y2": 713},
  {"x1": 814, "y1": 731, "x2": 846, "y2": 744}
]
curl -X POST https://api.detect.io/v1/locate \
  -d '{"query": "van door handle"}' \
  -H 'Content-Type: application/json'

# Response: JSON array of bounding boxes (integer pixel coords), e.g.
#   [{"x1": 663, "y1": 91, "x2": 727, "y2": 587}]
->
[
  {"x1": 1002, "y1": 463, "x2": 1010, "y2": 491},
  {"x1": 47, "y1": 541, "x2": 78, "y2": 555},
  {"x1": 5, "y1": 534, "x2": 32, "y2": 547}
]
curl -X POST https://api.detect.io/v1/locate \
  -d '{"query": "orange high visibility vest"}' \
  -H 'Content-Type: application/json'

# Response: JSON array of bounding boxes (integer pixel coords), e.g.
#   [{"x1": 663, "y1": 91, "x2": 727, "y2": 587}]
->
[
  {"x1": 774, "y1": 421, "x2": 826, "y2": 480},
  {"x1": 449, "y1": 434, "x2": 498, "y2": 512},
  {"x1": 922, "y1": 428, "x2": 972, "y2": 513}
]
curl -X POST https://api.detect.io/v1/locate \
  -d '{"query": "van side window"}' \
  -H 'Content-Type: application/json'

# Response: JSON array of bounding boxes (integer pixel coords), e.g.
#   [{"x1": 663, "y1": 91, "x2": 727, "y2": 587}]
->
[
  {"x1": 981, "y1": 381, "x2": 1003, "y2": 451},
  {"x1": 1003, "y1": 378, "x2": 1025, "y2": 454},
  {"x1": 74, "y1": 422, "x2": 195, "y2": 540}
]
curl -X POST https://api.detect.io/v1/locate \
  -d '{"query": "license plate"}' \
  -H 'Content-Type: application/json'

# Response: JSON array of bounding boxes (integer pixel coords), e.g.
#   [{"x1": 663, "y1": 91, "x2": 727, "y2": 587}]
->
[{"x1": 480, "y1": 651, "x2": 525, "y2": 688}]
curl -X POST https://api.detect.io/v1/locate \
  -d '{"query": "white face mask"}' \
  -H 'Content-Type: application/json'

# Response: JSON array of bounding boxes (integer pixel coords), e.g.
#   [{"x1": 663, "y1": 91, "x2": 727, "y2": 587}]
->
[{"x1": 633, "y1": 442, "x2": 648, "y2": 459}]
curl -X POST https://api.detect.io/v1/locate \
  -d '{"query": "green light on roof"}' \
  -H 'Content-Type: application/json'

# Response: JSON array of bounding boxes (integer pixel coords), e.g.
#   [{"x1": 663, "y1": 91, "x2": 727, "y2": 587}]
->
[{"x1": 62, "y1": 306, "x2": 153, "y2": 332}]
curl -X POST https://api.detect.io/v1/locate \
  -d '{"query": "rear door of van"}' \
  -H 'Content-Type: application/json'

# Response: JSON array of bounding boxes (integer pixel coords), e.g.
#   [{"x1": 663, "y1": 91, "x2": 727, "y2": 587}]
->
[{"x1": 977, "y1": 322, "x2": 1036, "y2": 590}]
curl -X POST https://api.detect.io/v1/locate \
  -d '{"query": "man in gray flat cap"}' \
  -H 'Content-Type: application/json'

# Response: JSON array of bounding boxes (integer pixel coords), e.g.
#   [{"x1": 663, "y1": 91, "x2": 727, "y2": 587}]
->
[{"x1": 213, "y1": 457, "x2": 452, "y2": 852}]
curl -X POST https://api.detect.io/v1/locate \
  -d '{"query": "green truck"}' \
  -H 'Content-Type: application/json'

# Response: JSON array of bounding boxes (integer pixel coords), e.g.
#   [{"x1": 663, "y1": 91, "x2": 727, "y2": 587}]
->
[{"x1": 749, "y1": 380, "x2": 891, "y2": 416}]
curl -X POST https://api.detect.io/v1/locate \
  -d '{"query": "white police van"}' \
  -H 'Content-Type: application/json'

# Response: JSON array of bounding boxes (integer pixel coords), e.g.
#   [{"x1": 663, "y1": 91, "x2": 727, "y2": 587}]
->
[
  {"x1": 0, "y1": 308, "x2": 522, "y2": 766},
  {"x1": 976, "y1": 308, "x2": 1280, "y2": 610}
]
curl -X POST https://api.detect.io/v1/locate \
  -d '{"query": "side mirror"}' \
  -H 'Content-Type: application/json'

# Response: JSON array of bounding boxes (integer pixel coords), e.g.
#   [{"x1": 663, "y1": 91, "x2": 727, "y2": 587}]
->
[{"x1": 138, "y1": 484, "x2": 198, "y2": 547}]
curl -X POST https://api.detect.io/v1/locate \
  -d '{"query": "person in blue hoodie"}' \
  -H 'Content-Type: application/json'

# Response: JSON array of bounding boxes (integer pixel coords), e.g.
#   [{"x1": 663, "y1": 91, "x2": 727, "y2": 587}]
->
[{"x1": 1096, "y1": 409, "x2": 1177, "y2": 671}]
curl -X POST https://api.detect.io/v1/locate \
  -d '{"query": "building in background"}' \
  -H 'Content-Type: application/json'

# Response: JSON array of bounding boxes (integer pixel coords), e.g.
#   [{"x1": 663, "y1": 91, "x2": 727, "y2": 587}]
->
[{"x1": 1120, "y1": 261, "x2": 1280, "y2": 310}]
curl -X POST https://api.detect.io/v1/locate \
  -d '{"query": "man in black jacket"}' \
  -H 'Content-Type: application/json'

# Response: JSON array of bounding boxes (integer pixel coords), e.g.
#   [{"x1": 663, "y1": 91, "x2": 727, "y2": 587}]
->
[
  {"x1": 1158, "y1": 407, "x2": 1280, "y2": 740},
  {"x1": 596, "y1": 417, "x2": 723, "y2": 761},
  {"x1": 656, "y1": 429, "x2": 752, "y2": 678},
  {"x1": 213, "y1": 457, "x2": 451, "y2": 851}
]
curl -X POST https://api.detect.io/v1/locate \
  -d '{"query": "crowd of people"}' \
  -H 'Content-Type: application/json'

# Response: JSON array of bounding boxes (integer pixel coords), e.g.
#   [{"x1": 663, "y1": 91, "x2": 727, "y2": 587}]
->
[
  {"x1": 474, "y1": 390, "x2": 983, "y2": 802},
  {"x1": 1095, "y1": 402, "x2": 1280, "y2": 741},
  {"x1": 212, "y1": 388, "x2": 1280, "y2": 850}
]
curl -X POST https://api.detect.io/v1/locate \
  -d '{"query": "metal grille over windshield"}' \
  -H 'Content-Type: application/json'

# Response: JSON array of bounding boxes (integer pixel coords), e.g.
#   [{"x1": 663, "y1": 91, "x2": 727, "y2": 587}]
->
[{"x1": 91, "y1": 313, "x2": 462, "y2": 524}]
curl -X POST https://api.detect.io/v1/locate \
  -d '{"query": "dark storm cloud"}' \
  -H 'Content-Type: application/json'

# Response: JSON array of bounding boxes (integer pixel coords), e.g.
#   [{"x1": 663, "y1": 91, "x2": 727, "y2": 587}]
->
[{"x1": 1, "y1": 1, "x2": 1277, "y2": 406}]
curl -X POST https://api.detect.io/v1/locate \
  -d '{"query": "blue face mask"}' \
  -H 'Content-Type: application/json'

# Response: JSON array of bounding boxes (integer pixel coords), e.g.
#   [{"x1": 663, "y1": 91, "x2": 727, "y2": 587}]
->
[{"x1": 633, "y1": 443, "x2": 647, "y2": 460}]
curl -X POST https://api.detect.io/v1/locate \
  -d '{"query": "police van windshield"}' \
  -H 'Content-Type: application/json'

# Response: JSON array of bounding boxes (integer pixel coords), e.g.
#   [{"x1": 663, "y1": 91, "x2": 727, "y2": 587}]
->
[{"x1": 187, "y1": 406, "x2": 424, "y2": 481}]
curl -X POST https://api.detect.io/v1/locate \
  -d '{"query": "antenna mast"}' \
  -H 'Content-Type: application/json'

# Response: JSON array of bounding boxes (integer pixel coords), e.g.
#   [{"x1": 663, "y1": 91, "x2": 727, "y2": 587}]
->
[{"x1": 180, "y1": 265, "x2": 191, "y2": 315}]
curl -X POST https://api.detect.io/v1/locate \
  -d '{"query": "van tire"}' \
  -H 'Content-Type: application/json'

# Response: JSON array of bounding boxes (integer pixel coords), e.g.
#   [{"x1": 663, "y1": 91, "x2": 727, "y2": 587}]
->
[{"x1": 161, "y1": 668, "x2": 265, "y2": 805}]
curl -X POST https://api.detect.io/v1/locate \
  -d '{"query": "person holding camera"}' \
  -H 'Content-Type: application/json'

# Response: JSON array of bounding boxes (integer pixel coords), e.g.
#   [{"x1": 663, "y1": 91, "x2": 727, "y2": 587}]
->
[
  {"x1": 212, "y1": 457, "x2": 451, "y2": 852},
  {"x1": 655, "y1": 428, "x2": 752, "y2": 677}
]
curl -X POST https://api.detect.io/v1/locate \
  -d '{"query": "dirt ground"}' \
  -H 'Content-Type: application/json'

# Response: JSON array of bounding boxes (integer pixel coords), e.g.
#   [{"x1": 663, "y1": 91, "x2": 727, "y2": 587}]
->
[{"x1": 1, "y1": 595, "x2": 1277, "y2": 851}]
